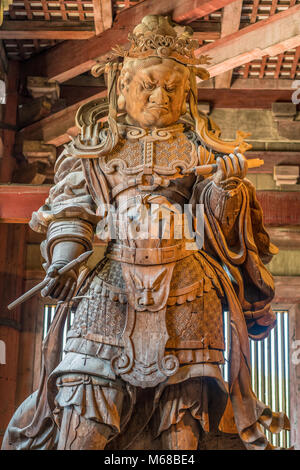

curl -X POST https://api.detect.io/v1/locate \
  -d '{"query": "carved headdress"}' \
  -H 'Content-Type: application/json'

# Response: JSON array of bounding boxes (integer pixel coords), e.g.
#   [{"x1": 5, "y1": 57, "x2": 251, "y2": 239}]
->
[
  {"x1": 71, "y1": 15, "x2": 251, "y2": 159},
  {"x1": 91, "y1": 15, "x2": 210, "y2": 81}
]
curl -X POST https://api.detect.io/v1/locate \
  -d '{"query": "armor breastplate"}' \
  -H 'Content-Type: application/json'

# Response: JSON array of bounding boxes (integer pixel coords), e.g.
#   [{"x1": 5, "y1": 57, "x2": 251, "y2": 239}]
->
[
  {"x1": 84, "y1": 125, "x2": 221, "y2": 388},
  {"x1": 99, "y1": 124, "x2": 198, "y2": 198}
]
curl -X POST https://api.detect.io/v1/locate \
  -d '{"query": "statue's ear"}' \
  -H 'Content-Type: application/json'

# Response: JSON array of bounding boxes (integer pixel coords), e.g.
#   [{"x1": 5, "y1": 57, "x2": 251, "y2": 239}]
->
[
  {"x1": 117, "y1": 76, "x2": 126, "y2": 111},
  {"x1": 117, "y1": 75, "x2": 123, "y2": 95},
  {"x1": 117, "y1": 94, "x2": 126, "y2": 111}
]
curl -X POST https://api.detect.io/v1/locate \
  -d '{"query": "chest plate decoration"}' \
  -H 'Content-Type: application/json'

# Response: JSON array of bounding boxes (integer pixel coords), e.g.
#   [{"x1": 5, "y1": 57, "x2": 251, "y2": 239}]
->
[{"x1": 99, "y1": 125, "x2": 198, "y2": 179}]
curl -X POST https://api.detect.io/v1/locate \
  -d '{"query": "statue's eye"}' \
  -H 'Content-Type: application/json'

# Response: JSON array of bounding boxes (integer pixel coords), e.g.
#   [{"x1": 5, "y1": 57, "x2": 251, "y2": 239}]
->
[
  {"x1": 143, "y1": 82, "x2": 155, "y2": 91},
  {"x1": 165, "y1": 85, "x2": 175, "y2": 93}
]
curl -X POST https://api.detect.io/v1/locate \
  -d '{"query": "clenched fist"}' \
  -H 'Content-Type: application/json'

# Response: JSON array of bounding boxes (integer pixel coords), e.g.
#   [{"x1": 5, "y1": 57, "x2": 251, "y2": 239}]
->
[
  {"x1": 41, "y1": 261, "x2": 78, "y2": 302},
  {"x1": 41, "y1": 240, "x2": 85, "y2": 302},
  {"x1": 213, "y1": 150, "x2": 248, "y2": 186}
]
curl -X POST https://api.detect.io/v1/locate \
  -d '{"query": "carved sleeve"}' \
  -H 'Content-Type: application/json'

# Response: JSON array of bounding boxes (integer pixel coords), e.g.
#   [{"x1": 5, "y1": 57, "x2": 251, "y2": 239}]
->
[
  {"x1": 207, "y1": 179, "x2": 243, "y2": 246},
  {"x1": 29, "y1": 150, "x2": 101, "y2": 266},
  {"x1": 30, "y1": 150, "x2": 100, "y2": 233},
  {"x1": 191, "y1": 176, "x2": 278, "y2": 339}
]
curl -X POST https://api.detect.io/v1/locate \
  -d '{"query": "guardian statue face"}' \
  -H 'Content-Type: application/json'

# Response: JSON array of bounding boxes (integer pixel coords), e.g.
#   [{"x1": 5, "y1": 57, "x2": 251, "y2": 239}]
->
[{"x1": 118, "y1": 57, "x2": 190, "y2": 128}]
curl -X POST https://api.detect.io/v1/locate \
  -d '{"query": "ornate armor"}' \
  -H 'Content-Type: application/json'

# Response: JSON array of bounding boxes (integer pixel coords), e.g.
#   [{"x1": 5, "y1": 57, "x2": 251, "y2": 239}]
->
[{"x1": 2, "y1": 14, "x2": 289, "y2": 451}]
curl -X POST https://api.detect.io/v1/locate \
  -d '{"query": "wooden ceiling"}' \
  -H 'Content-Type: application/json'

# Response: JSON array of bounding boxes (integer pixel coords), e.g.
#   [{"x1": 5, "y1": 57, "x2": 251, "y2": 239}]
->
[{"x1": 1, "y1": 0, "x2": 299, "y2": 83}]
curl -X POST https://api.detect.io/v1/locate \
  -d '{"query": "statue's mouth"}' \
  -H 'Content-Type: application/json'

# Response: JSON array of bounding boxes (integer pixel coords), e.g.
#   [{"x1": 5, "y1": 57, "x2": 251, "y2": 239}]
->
[{"x1": 148, "y1": 105, "x2": 169, "y2": 112}]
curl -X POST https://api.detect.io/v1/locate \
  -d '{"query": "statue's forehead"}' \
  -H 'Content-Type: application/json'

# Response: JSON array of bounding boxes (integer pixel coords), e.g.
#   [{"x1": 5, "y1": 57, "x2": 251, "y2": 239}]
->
[{"x1": 130, "y1": 60, "x2": 187, "y2": 80}]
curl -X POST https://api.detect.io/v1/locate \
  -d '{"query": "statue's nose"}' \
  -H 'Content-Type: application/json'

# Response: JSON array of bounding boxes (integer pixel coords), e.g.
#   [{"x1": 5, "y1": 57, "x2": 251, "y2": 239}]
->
[{"x1": 149, "y1": 87, "x2": 169, "y2": 106}]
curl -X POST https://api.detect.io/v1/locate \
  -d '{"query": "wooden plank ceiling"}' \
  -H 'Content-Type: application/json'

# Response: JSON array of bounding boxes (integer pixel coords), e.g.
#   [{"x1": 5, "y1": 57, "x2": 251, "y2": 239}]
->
[{"x1": 1, "y1": 0, "x2": 299, "y2": 82}]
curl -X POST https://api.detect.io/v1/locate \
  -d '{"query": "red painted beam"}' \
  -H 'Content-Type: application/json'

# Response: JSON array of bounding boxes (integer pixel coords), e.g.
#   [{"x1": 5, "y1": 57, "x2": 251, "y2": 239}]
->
[
  {"x1": 0, "y1": 185, "x2": 50, "y2": 223},
  {"x1": 0, "y1": 185, "x2": 299, "y2": 227},
  {"x1": 198, "y1": 89, "x2": 295, "y2": 109}
]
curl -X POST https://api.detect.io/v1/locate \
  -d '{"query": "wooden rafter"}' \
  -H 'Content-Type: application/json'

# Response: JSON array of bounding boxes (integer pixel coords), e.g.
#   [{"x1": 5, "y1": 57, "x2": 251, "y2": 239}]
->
[
  {"x1": 274, "y1": 53, "x2": 284, "y2": 79},
  {"x1": 215, "y1": 0, "x2": 243, "y2": 88},
  {"x1": 259, "y1": 55, "x2": 268, "y2": 79},
  {"x1": 250, "y1": 0, "x2": 260, "y2": 23},
  {"x1": 290, "y1": 46, "x2": 300, "y2": 79},
  {"x1": 171, "y1": 0, "x2": 237, "y2": 23},
  {"x1": 6, "y1": 0, "x2": 94, "y2": 21},
  {"x1": 0, "y1": 18, "x2": 220, "y2": 41},
  {"x1": 199, "y1": 5, "x2": 300, "y2": 79},
  {"x1": 270, "y1": 0, "x2": 279, "y2": 16},
  {"x1": 21, "y1": 0, "x2": 237, "y2": 82},
  {"x1": 92, "y1": 0, "x2": 113, "y2": 35},
  {"x1": 0, "y1": 21, "x2": 96, "y2": 40}
]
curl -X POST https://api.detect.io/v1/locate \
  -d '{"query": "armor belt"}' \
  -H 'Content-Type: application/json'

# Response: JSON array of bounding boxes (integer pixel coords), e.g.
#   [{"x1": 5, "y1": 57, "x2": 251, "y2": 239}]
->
[{"x1": 107, "y1": 243, "x2": 197, "y2": 265}]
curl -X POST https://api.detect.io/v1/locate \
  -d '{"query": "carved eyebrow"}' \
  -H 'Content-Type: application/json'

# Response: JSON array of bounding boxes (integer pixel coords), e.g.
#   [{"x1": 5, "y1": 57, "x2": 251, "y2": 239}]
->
[
  {"x1": 166, "y1": 79, "x2": 180, "y2": 86},
  {"x1": 138, "y1": 76, "x2": 156, "y2": 86}
]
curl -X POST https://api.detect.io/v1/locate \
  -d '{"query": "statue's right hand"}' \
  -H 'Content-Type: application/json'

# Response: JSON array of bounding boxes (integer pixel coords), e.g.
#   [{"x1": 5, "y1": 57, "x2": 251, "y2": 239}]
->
[{"x1": 41, "y1": 261, "x2": 78, "y2": 302}]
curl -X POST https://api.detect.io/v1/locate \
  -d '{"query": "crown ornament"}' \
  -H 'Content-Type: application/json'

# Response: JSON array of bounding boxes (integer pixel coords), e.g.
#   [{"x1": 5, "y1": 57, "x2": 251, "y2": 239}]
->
[{"x1": 92, "y1": 15, "x2": 210, "y2": 79}]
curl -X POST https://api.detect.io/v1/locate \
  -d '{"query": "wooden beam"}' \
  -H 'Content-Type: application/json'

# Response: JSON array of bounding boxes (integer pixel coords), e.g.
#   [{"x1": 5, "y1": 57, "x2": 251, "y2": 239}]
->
[
  {"x1": 247, "y1": 151, "x2": 300, "y2": 174},
  {"x1": 92, "y1": 0, "x2": 113, "y2": 36},
  {"x1": 0, "y1": 185, "x2": 51, "y2": 223},
  {"x1": 172, "y1": 0, "x2": 237, "y2": 23},
  {"x1": 215, "y1": 0, "x2": 243, "y2": 89},
  {"x1": 17, "y1": 89, "x2": 107, "y2": 147},
  {"x1": 1, "y1": 185, "x2": 300, "y2": 226},
  {"x1": 230, "y1": 78, "x2": 296, "y2": 90},
  {"x1": 65, "y1": 75, "x2": 295, "y2": 91},
  {"x1": 0, "y1": 21, "x2": 96, "y2": 40},
  {"x1": 199, "y1": 5, "x2": 300, "y2": 79},
  {"x1": 200, "y1": 77, "x2": 298, "y2": 89},
  {"x1": 197, "y1": 88, "x2": 295, "y2": 108},
  {"x1": 21, "y1": 0, "x2": 236, "y2": 83}
]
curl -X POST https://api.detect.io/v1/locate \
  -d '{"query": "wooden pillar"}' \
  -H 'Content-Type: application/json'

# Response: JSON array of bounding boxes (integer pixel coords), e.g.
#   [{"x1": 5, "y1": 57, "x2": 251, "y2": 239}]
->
[
  {"x1": 0, "y1": 224, "x2": 26, "y2": 445},
  {"x1": 289, "y1": 303, "x2": 300, "y2": 450},
  {"x1": 273, "y1": 276, "x2": 300, "y2": 450},
  {"x1": 0, "y1": 60, "x2": 19, "y2": 183}
]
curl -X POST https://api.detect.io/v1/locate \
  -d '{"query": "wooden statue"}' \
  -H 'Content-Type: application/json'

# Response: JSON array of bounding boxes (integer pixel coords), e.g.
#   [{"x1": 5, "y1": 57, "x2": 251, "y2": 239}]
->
[{"x1": 2, "y1": 15, "x2": 290, "y2": 450}]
